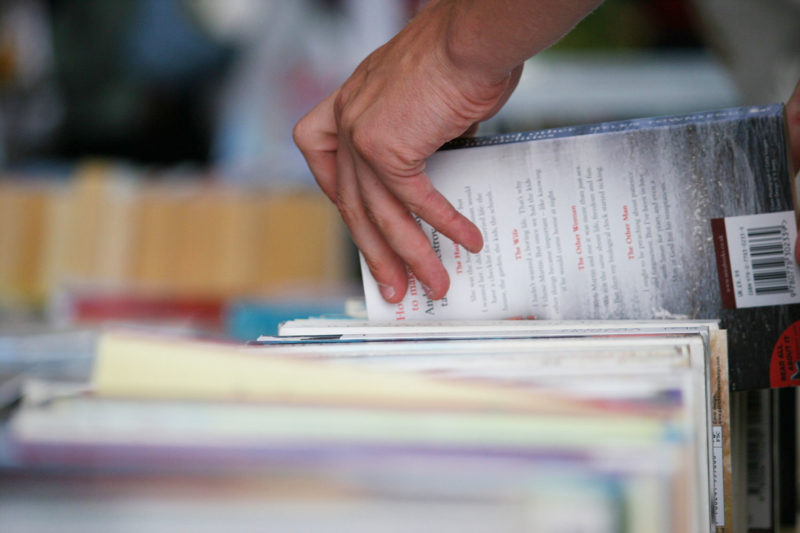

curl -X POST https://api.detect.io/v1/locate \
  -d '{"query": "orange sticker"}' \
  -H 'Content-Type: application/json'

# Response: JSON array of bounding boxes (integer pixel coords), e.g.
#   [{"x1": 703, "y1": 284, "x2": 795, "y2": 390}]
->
[{"x1": 770, "y1": 320, "x2": 800, "y2": 387}]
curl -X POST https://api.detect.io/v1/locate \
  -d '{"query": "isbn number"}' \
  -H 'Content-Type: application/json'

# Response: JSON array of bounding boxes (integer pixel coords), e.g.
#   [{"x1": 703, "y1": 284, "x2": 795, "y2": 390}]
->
[{"x1": 745, "y1": 224, "x2": 793, "y2": 296}]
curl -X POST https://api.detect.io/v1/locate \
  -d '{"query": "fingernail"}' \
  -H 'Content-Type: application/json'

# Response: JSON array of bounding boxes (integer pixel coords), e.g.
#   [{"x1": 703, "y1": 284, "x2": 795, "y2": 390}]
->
[{"x1": 378, "y1": 283, "x2": 395, "y2": 301}]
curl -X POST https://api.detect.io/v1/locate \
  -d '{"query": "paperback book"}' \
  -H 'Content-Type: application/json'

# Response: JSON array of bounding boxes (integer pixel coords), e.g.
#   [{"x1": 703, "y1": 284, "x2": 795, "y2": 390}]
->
[
  {"x1": 361, "y1": 104, "x2": 799, "y2": 390},
  {"x1": 6, "y1": 328, "x2": 723, "y2": 533}
]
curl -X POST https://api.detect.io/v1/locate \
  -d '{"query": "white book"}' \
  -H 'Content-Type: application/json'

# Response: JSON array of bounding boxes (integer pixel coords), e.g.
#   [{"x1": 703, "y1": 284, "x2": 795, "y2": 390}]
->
[{"x1": 358, "y1": 105, "x2": 797, "y2": 391}]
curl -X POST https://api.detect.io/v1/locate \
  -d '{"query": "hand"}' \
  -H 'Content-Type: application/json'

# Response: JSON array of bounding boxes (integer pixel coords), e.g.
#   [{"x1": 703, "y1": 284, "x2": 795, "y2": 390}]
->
[{"x1": 293, "y1": 2, "x2": 522, "y2": 303}]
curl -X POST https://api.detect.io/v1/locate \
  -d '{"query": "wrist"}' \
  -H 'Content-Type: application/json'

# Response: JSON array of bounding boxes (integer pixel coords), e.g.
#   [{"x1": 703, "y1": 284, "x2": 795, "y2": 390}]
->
[
  {"x1": 438, "y1": 0, "x2": 515, "y2": 87},
  {"x1": 438, "y1": 0, "x2": 603, "y2": 84}
]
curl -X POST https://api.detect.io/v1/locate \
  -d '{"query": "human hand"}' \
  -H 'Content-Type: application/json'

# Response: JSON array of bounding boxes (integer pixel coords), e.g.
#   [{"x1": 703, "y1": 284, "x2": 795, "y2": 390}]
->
[{"x1": 293, "y1": 2, "x2": 522, "y2": 303}]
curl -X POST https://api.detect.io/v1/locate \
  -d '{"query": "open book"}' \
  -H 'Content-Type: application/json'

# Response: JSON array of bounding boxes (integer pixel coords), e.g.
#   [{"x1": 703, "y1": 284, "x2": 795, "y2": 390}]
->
[{"x1": 361, "y1": 104, "x2": 799, "y2": 391}]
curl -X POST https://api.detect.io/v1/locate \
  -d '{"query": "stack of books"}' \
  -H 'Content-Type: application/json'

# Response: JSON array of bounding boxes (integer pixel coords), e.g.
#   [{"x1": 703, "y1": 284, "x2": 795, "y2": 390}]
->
[
  {"x1": 0, "y1": 165, "x2": 348, "y2": 307},
  {"x1": 0, "y1": 324, "x2": 721, "y2": 532},
  {"x1": 1, "y1": 103, "x2": 798, "y2": 532}
]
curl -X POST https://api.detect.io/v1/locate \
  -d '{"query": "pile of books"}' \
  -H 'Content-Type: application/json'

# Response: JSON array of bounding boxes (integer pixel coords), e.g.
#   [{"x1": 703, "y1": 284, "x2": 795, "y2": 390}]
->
[
  {"x1": 0, "y1": 163, "x2": 348, "y2": 307},
  {"x1": 1, "y1": 103, "x2": 798, "y2": 532},
  {"x1": 0, "y1": 324, "x2": 722, "y2": 532},
  {"x1": 0, "y1": 320, "x2": 791, "y2": 532}
]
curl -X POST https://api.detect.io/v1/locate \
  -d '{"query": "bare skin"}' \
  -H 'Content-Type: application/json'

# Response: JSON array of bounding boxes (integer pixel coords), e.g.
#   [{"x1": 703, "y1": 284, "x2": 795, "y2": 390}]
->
[
  {"x1": 295, "y1": 0, "x2": 800, "y2": 302},
  {"x1": 294, "y1": 0, "x2": 601, "y2": 303}
]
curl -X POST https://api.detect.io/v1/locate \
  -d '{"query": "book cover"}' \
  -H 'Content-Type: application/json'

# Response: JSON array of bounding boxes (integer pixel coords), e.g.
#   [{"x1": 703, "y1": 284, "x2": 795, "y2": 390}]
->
[{"x1": 361, "y1": 104, "x2": 798, "y2": 391}]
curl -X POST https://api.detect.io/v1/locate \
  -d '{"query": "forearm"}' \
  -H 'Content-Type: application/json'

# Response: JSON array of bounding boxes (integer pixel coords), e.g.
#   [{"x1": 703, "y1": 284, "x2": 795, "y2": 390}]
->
[
  {"x1": 437, "y1": 0, "x2": 603, "y2": 83},
  {"x1": 295, "y1": 0, "x2": 604, "y2": 303}
]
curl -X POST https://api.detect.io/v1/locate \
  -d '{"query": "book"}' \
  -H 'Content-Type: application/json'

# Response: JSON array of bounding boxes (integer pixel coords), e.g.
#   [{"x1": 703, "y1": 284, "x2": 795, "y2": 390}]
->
[
  {"x1": 360, "y1": 104, "x2": 798, "y2": 391},
  {"x1": 0, "y1": 179, "x2": 55, "y2": 305},
  {"x1": 273, "y1": 317, "x2": 734, "y2": 531},
  {"x1": 6, "y1": 328, "x2": 721, "y2": 533},
  {"x1": 0, "y1": 165, "x2": 350, "y2": 309}
]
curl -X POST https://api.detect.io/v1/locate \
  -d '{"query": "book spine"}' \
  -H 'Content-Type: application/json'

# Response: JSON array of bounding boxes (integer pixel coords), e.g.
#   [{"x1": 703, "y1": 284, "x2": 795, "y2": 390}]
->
[
  {"x1": 710, "y1": 330, "x2": 733, "y2": 532},
  {"x1": 443, "y1": 104, "x2": 784, "y2": 150}
]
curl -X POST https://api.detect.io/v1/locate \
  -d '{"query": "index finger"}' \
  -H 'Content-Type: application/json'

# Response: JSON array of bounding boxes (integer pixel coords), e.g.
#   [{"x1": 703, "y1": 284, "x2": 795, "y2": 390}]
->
[
  {"x1": 293, "y1": 91, "x2": 340, "y2": 202},
  {"x1": 383, "y1": 170, "x2": 484, "y2": 254}
]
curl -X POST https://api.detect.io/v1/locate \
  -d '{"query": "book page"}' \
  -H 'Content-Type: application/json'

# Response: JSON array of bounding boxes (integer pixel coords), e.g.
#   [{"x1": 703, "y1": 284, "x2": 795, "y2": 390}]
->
[
  {"x1": 364, "y1": 132, "x2": 685, "y2": 320},
  {"x1": 362, "y1": 106, "x2": 789, "y2": 322}
]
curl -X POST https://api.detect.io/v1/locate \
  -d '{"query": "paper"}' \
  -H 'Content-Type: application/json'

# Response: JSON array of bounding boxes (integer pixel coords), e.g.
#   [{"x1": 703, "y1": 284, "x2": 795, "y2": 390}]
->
[
  {"x1": 362, "y1": 105, "x2": 792, "y2": 325},
  {"x1": 711, "y1": 211, "x2": 800, "y2": 308},
  {"x1": 92, "y1": 331, "x2": 580, "y2": 413}
]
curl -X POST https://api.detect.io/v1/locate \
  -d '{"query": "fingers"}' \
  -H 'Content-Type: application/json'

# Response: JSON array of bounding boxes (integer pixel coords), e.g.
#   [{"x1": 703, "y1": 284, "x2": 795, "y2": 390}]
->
[
  {"x1": 295, "y1": 93, "x2": 407, "y2": 302},
  {"x1": 295, "y1": 91, "x2": 445, "y2": 303},
  {"x1": 293, "y1": 92, "x2": 340, "y2": 202},
  {"x1": 346, "y1": 121, "x2": 480, "y2": 298},
  {"x1": 334, "y1": 145, "x2": 409, "y2": 303},
  {"x1": 353, "y1": 156, "x2": 452, "y2": 300},
  {"x1": 295, "y1": 58, "x2": 498, "y2": 304},
  {"x1": 382, "y1": 170, "x2": 483, "y2": 255}
]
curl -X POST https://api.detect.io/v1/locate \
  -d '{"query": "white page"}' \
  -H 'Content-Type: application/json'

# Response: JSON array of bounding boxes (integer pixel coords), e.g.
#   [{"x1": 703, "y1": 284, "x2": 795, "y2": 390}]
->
[{"x1": 361, "y1": 106, "x2": 791, "y2": 323}]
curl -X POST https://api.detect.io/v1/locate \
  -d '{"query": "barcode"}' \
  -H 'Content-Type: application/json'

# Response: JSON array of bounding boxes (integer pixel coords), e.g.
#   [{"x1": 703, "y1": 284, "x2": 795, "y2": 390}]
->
[
  {"x1": 717, "y1": 211, "x2": 799, "y2": 308},
  {"x1": 746, "y1": 225, "x2": 789, "y2": 295}
]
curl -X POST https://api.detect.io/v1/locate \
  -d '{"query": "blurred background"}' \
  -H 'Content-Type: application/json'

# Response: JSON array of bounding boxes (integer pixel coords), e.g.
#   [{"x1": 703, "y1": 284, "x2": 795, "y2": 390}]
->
[{"x1": 1, "y1": 0, "x2": 799, "y2": 339}]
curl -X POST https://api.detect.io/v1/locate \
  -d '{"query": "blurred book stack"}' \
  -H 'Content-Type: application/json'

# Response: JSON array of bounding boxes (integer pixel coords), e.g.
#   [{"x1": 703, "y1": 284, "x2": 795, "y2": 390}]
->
[
  {"x1": 0, "y1": 161, "x2": 351, "y2": 333},
  {"x1": 1, "y1": 91, "x2": 797, "y2": 533},
  {"x1": 0, "y1": 321, "x2": 790, "y2": 532},
  {"x1": 0, "y1": 324, "x2": 735, "y2": 532}
]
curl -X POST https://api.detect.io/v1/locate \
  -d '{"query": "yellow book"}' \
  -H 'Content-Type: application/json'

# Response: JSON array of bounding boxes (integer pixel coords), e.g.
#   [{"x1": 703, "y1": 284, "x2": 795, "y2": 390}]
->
[
  {"x1": 43, "y1": 162, "x2": 139, "y2": 292},
  {"x1": 254, "y1": 191, "x2": 347, "y2": 291},
  {"x1": 0, "y1": 180, "x2": 52, "y2": 304},
  {"x1": 93, "y1": 331, "x2": 623, "y2": 417}
]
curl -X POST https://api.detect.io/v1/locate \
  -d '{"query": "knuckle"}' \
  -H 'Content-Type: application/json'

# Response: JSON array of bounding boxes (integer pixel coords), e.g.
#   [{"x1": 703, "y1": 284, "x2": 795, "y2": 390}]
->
[
  {"x1": 339, "y1": 107, "x2": 358, "y2": 132},
  {"x1": 384, "y1": 145, "x2": 425, "y2": 177},
  {"x1": 332, "y1": 91, "x2": 347, "y2": 119},
  {"x1": 333, "y1": 82, "x2": 359, "y2": 126},
  {"x1": 351, "y1": 125, "x2": 380, "y2": 160},
  {"x1": 334, "y1": 194, "x2": 363, "y2": 226},
  {"x1": 390, "y1": 223, "x2": 436, "y2": 263},
  {"x1": 407, "y1": 237, "x2": 435, "y2": 261},
  {"x1": 361, "y1": 199, "x2": 393, "y2": 235},
  {"x1": 405, "y1": 186, "x2": 440, "y2": 215},
  {"x1": 291, "y1": 120, "x2": 309, "y2": 149},
  {"x1": 439, "y1": 201, "x2": 461, "y2": 226},
  {"x1": 361, "y1": 249, "x2": 405, "y2": 288},
  {"x1": 362, "y1": 253, "x2": 388, "y2": 279},
  {"x1": 363, "y1": 204, "x2": 381, "y2": 227}
]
